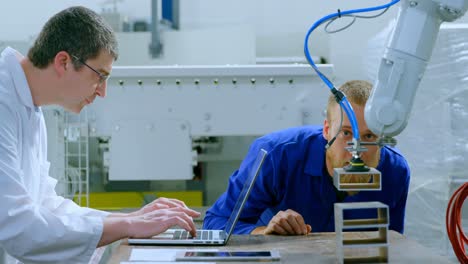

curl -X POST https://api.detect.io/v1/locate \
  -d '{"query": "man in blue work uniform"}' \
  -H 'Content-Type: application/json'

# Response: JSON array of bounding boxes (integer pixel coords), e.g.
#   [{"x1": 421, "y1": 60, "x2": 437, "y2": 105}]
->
[{"x1": 203, "y1": 80, "x2": 410, "y2": 235}]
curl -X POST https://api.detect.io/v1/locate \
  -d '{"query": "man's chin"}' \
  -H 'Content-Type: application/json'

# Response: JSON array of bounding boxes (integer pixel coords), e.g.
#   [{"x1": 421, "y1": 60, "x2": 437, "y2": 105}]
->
[{"x1": 63, "y1": 104, "x2": 84, "y2": 114}]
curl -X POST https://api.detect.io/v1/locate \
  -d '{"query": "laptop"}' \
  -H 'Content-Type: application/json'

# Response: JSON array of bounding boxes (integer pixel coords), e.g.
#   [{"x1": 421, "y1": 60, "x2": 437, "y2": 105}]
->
[{"x1": 128, "y1": 148, "x2": 268, "y2": 245}]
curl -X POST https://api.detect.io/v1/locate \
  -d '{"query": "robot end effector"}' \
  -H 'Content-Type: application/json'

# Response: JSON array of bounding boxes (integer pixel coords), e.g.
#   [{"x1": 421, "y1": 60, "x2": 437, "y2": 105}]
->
[{"x1": 364, "y1": 0, "x2": 468, "y2": 138}]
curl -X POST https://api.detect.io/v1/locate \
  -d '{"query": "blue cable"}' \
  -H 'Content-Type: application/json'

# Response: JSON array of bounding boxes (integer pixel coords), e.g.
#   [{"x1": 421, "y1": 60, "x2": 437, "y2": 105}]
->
[{"x1": 304, "y1": 0, "x2": 400, "y2": 141}]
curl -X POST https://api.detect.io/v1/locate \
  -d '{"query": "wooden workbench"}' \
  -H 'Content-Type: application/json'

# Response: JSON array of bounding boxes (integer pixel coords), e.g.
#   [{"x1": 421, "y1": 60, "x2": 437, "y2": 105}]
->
[{"x1": 102, "y1": 230, "x2": 455, "y2": 263}]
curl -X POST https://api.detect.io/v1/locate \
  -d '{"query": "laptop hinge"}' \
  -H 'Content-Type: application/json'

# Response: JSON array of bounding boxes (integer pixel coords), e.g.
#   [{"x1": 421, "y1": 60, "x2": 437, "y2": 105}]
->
[{"x1": 219, "y1": 231, "x2": 227, "y2": 240}]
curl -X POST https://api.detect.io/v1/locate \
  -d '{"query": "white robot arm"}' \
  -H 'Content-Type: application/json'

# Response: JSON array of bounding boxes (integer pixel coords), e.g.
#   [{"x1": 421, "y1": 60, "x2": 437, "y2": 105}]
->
[{"x1": 365, "y1": 0, "x2": 468, "y2": 137}]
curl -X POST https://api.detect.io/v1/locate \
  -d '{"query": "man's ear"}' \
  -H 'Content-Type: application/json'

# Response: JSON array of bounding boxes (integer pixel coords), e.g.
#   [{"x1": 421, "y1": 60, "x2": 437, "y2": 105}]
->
[
  {"x1": 323, "y1": 118, "x2": 330, "y2": 140},
  {"x1": 53, "y1": 51, "x2": 71, "y2": 76}
]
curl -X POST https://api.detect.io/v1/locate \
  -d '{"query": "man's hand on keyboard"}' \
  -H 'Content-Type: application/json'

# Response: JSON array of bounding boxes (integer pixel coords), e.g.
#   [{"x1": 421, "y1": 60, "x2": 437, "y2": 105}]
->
[
  {"x1": 132, "y1": 197, "x2": 200, "y2": 219},
  {"x1": 127, "y1": 207, "x2": 200, "y2": 238}
]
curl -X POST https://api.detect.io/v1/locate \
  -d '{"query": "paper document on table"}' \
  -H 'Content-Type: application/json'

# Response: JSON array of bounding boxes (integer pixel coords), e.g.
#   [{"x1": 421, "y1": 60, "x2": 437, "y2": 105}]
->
[{"x1": 129, "y1": 248, "x2": 218, "y2": 262}]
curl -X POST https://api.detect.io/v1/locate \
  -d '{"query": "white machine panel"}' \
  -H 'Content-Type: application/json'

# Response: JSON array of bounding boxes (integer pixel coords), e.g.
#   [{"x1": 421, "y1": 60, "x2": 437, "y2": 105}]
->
[
  {"x1": 87, "y1": 64, "x2": 333, "y2": 180},
  {"x1": 109, "y1": 119, "x2": 192, "y2": 180},
  {"x1": 89, "y1": 64, "x2": 333, "y2": 136}
]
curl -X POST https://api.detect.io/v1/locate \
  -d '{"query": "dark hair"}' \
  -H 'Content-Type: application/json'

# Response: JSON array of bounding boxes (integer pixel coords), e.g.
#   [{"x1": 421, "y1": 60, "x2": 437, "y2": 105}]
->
[
  {"x1": 28, "y1": 6, "x2": 118, "y2": 69},
  {"x1": 326, "y1": 80, "x2": 372, "y2": 121}
]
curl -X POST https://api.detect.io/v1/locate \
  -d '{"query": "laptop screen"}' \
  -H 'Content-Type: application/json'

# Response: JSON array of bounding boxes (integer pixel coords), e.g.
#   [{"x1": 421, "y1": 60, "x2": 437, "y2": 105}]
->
[{"x1": 223, "y1": 148, "x2": 268, "y2": 240}]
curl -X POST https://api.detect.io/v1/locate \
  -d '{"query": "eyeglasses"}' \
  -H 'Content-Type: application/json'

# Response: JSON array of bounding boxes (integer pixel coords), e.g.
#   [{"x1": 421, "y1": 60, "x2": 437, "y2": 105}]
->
[{"x1": 72, "y1": 55, "x2": 109, "y2": 84}]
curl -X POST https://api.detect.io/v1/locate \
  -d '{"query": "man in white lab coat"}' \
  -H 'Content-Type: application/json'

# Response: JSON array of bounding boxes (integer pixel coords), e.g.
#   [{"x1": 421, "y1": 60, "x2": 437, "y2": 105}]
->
[{"x1": 0, "y1": 6, "x2": 200, "y2": 264}]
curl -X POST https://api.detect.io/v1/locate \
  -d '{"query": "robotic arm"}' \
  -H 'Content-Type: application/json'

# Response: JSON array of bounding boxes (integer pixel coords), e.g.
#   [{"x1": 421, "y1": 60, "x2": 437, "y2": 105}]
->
[
  {"x1": 320, "y1": 0, "x2": 468, "y2": 191},
  {"x1": 364, "y1": 2, "x2": 468, "y2": 261},
  {"x1": 305, "y1": 0, "x2": 467, "y2": 176},
  {"x1": 365, "y1": 0, "x2": 468, "y2": 137}
]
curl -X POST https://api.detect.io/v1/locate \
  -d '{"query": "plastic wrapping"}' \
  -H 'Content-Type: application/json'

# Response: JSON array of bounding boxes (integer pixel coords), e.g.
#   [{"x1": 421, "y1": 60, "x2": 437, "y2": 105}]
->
[{"x1": 365, "y1": 23, "x2": 468, "y2": 256}]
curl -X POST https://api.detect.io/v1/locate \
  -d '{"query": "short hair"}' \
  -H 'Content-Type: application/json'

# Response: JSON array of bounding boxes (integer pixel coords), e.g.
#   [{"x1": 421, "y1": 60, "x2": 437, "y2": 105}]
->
[
  {"x1": 326, "y1": 80, "x2": 372, "y2": 121},
  {"x1": 28, "y1": 6, "x2": 118, "y2": 69}
]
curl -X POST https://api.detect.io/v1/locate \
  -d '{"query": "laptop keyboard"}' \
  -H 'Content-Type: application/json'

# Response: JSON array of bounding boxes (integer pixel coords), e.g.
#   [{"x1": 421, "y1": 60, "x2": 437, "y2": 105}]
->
[{"x1": 173, "y1": 230, "x2": 213, "y2": 240}]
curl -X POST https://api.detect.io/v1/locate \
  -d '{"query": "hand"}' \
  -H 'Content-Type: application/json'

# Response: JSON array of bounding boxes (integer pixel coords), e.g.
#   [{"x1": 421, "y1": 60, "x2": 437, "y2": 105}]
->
[
  {"x1": 133, "y1": 197, "x2": 200, "y2": 218},
  {"x1": 127, "y1": 206, "x2": 199, "y2": 238},
  {"x1": 99, "y1": 204, "x2": 201, "y2": 247},
  {"x1": 263, "y1": 209, "x2": 311, "y2": 235}
]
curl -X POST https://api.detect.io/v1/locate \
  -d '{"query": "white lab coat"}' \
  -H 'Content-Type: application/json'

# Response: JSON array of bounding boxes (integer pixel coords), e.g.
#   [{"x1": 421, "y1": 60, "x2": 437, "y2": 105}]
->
[{"x1": 0, "y1": 47, "x2": 110, "y2": 264}]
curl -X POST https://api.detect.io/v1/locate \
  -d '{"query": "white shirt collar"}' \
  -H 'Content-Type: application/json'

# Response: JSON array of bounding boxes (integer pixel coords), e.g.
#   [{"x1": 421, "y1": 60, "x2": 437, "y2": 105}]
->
[{"x1": 2, "y1": 47, "x2": 37, "y2": 111}]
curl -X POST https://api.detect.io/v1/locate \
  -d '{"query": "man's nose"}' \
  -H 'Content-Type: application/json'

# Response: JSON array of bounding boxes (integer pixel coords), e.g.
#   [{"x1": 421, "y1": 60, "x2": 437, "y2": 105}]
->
[{"x1": 96, "y1": 81, "x2": 107, "y2": 98}]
